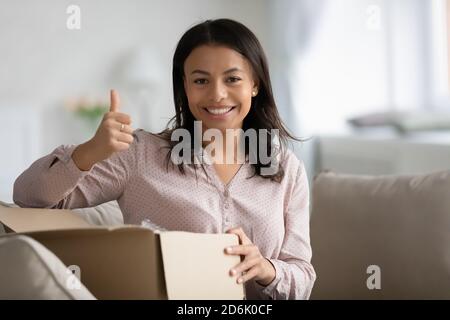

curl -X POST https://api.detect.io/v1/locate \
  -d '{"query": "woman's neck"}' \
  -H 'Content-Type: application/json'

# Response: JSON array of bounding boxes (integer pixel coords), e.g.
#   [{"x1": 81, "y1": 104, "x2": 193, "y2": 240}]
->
[{"x1": 201, "y1": 129, "x2": 245, "y2": 165}]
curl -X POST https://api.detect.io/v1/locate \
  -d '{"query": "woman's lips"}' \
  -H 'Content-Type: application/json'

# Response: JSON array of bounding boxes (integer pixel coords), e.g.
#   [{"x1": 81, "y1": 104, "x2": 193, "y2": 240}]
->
[{"x1": 203, "y1": 106, "x2": 236, "y2": 118}]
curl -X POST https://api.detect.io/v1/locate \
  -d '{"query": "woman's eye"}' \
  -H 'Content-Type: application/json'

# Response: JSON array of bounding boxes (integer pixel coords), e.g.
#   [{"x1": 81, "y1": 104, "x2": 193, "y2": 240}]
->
[
  {"x1": 227, "y1": 77, "x2": 241, "y2": 83},
  {"x1": 194, "y1": 79, "x2": 208, "y2": 84}
]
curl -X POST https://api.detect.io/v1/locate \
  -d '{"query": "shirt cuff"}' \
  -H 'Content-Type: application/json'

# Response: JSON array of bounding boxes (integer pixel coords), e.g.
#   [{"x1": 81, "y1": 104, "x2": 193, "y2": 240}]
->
[{"x1": 253, "y1": 258, "x2": 283, "y2": 299}]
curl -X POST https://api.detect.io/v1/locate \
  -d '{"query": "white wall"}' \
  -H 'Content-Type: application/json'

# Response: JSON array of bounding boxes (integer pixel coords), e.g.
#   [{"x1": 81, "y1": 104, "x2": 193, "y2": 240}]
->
[{"x1": 0, "y1": 0, "x2": 270, "y2": 201}]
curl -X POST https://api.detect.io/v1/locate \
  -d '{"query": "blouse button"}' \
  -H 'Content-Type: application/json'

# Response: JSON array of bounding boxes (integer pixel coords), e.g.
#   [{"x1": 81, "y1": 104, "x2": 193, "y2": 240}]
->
[
  {"x1": 224, "y1": 189, "x2": 229, "y2": 197},
  {"x1": 224, "y1": 202, "x2": 230, "y2": 209}
]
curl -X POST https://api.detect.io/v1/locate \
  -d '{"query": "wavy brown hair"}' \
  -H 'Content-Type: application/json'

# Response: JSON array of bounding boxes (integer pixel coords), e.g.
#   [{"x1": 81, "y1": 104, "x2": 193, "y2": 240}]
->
[{"x1": 156, "y1": 18, "x2": 303, "y2": 183}]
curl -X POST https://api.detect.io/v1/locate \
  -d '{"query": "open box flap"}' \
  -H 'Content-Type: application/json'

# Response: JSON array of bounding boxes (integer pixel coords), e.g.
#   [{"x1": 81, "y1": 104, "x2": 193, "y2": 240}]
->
[
  {"x1": 0, "y1": 206, "x2": 92, "y2": 232},
  {"x1": 159, "y1": 231, "x2": 245, "y2": 300}
]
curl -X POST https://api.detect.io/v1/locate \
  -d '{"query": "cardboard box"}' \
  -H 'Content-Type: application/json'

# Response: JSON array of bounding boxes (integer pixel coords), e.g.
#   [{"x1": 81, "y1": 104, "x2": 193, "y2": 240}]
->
[{"x1": 0, "y1": 206, "x2": 244, "y2": 300}]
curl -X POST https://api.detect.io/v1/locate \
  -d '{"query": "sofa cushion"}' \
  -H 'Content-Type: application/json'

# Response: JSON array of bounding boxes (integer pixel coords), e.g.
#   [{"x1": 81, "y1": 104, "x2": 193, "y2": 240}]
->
[
  {"x1": 310, "y1": 170, "x2": 450, "y2": 299},
  {"x1": 71, "y1": 201, "x2": 124, "y2": 226},
  {"x1": 0, "y1": 235, "x2": 96, "y2": 299}
]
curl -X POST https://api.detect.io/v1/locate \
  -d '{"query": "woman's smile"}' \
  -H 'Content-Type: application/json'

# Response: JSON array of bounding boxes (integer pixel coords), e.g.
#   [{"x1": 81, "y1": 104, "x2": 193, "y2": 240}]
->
[{"x1": 203, "y1": 105, "x2": 237, "y2": 118}]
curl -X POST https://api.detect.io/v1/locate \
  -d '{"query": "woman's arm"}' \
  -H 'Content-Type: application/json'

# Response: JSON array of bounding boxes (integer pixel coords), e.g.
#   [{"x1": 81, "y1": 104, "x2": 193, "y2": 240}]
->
[
  {"x1": 13, "y1": 142, "x2": 135, "y2": 209},
  {"x1": 13, "y1": 90, "x2": 135, "y2": 209},
  {"x1": 256, "y1": 161, "x2": 316, "y2": 300}
]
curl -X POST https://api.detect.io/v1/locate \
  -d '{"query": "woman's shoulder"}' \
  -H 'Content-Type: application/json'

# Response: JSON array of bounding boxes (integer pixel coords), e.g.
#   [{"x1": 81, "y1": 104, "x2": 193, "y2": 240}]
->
[
  {"x1": 129, "y1": 128, "x2": 171, "y2": 160},
  {"x1": 132, "y1": 128, "x2": 170, "y2": 147},
  {"x1": 280, "y1": 147, "x2": 307, "y2": 179}
]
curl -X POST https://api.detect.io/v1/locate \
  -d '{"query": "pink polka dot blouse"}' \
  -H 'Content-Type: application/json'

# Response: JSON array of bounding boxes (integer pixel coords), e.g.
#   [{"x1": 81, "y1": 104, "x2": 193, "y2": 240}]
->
[{"x1": 13, "y1": 129, "x2": 316, "y2": 300}]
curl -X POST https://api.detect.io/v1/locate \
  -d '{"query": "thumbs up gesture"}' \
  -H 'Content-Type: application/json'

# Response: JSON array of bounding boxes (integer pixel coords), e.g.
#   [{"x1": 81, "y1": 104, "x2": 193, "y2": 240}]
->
[{"x1": 72, "y1": 90, "x2": 134, "y2": 171}]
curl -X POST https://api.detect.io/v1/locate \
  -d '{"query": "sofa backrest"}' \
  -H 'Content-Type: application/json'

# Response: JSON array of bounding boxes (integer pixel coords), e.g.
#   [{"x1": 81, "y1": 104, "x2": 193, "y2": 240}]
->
[{"x1": 310, "y1": 170, "x2": 450, "y2": 299}]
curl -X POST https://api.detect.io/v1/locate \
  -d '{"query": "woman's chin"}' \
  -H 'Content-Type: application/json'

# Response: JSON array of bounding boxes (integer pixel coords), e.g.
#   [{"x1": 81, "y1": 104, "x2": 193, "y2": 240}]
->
[{"x1": 202, "y1": 121, "x2": 243, "y2": 132}]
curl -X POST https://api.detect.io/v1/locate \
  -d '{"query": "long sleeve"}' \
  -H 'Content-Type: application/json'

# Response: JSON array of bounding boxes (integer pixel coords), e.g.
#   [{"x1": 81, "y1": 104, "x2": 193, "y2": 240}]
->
[
  {"x1": 255, "y1": 161, "x2": 316, "y2": 299},
  {"x1": 13, "y1": 143, "x2": 135, "y2": 209}
]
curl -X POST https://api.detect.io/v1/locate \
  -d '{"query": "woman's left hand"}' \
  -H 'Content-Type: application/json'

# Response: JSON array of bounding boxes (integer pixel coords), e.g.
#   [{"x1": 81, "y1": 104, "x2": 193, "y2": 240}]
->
[{"x1": 225, "y1": 227, "x2": 276, "y2": 286}]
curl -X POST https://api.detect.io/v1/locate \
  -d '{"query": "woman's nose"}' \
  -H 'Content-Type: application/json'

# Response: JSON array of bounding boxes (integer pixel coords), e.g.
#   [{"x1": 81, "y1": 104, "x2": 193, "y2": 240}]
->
[{"x1": 209, "y1": 81, "x2": 227, "y2": 102}]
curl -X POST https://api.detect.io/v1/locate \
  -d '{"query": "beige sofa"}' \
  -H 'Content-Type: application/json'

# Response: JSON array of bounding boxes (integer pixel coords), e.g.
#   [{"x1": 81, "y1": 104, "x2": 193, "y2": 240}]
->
[{"x1": 310, "y1": 170, "x2": 450, "y2": 299}]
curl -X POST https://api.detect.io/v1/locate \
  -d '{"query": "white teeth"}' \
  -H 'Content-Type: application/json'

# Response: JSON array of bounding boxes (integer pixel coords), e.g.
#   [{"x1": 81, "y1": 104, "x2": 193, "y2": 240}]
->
[{"x1": 206, "y1": 107, "x2": 233, "y2": 115}]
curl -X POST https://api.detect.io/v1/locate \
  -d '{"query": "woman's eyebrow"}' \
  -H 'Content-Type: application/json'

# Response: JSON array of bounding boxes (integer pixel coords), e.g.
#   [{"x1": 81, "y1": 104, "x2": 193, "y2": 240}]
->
[{"x1": 190, "y1": 67, "x2": 243, "y2": 75}]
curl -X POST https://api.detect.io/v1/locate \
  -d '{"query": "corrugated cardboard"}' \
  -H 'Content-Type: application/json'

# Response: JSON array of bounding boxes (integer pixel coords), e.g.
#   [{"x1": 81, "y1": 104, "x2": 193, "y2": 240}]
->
[{"x1": 0, "y1": 206, "x2": 244, "y2": 300}]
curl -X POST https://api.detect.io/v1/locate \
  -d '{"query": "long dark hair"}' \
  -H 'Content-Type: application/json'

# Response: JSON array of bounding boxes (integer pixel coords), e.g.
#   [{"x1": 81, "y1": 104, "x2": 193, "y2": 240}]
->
[{"x1": 157, "y1": 18, "x2": 303, "y2": 183}]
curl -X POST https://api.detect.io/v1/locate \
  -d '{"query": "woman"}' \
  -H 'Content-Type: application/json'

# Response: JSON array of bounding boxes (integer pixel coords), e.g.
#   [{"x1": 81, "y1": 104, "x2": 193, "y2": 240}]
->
[{"x1": 13, "y1": 19, "x2": 316, "y2": 300}]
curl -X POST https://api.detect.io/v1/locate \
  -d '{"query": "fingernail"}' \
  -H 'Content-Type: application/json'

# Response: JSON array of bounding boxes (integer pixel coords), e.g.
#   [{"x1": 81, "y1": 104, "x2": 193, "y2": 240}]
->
[
  {"x1": 226, "y1": 247, "x2": 232, "y2": 253},
  {"x1": 237, "y1": 278, "x2": 243, "y2": 284},
  {"x1": 230, "y1": 269, "x2": 236, "y2": 276}
]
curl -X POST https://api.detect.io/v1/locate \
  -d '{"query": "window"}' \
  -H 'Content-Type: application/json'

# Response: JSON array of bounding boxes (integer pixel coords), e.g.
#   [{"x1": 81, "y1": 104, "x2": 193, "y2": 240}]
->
[
  {"x1": 294, "y1": 0, "x2": 450, "y2": 136},
  {"x1": 430, "y1": 0, "x2": 449, "y2": 108},
  {"x1": 447, "y1": 0, "x2": 450, "y2": 93}
]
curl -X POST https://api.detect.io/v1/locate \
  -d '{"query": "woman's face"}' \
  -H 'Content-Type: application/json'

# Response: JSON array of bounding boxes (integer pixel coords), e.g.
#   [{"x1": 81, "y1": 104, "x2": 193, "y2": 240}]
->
[{"x1": 183, "y1": 45, "x2": 258, "y2": 133}]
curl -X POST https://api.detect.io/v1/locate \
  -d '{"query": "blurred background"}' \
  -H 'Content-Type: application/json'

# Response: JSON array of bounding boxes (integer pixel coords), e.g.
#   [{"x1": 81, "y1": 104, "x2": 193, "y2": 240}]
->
[{"x1": 1, "y1": 0, "x2": 450, "y2": 202}]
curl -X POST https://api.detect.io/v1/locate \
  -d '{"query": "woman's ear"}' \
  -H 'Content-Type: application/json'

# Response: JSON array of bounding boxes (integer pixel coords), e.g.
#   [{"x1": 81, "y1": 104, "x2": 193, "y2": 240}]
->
[
  {"x1": 252, "y1": 85, "x2": 259, "y2": 97},
  {"x1": 251, "y1": 76, "x2": 259, "y2": 97}
]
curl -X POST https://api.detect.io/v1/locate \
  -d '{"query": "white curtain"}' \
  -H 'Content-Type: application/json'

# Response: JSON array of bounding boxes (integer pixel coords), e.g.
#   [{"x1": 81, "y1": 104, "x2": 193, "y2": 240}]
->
[
  {"x1": 268, "y1": 0, "x2": 326, "y2": 129},
  {"x1": 267, "y1": 0, "x2": 327, "y2": 179}
]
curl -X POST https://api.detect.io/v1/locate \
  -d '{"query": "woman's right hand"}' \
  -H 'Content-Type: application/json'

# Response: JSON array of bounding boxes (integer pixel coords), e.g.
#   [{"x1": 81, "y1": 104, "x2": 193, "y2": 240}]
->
[{"x1": 72, "y1": 89, "x2": 134, "y2": 171}]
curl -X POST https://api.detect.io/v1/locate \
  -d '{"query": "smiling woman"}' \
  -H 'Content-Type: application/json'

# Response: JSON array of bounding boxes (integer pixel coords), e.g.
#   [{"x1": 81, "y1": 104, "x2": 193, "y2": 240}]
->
[{"x1": 13, "y1": 18, "x2": 316, "y2": 300}]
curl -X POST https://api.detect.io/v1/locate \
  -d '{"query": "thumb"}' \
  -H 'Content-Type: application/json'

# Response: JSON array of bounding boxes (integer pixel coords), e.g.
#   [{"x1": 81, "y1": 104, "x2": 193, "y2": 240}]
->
[{"x1": 110, "y1": 89, "x2": 120, "y2": 112}]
